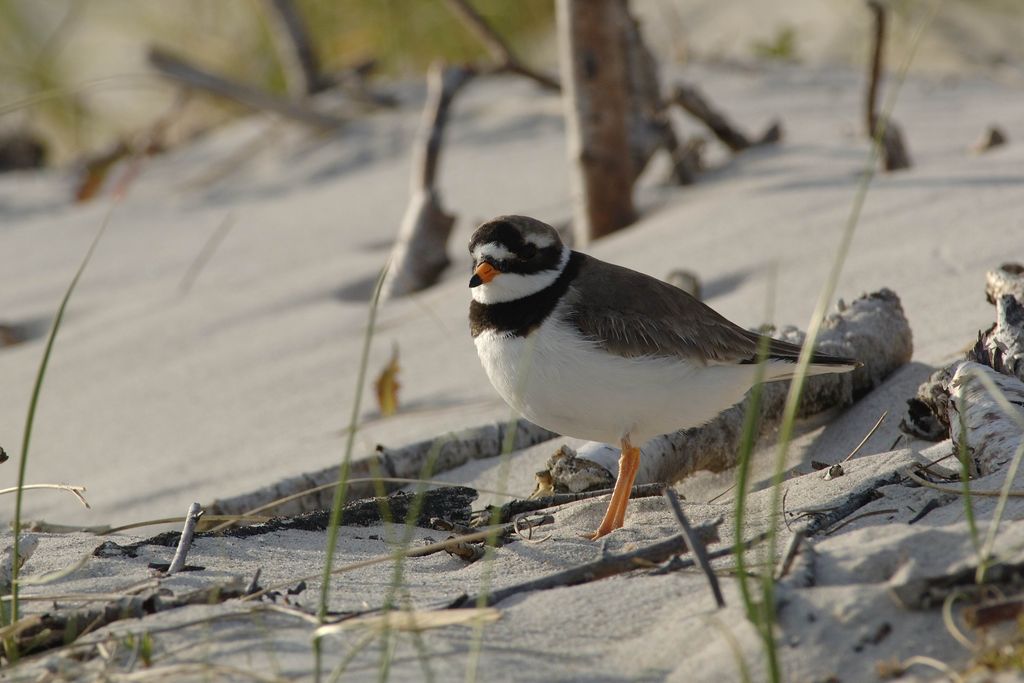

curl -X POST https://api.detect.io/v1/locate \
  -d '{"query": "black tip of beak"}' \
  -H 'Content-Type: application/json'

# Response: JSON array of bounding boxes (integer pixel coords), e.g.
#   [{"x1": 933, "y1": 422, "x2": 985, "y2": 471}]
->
[{"x1": 469, "y1": 274, "x2": 483, "y2": 288}]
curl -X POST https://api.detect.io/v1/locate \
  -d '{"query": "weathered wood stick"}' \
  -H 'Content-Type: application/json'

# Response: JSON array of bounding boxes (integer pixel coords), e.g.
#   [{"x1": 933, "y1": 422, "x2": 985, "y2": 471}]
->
[
  {"x1": 207, "y1": 419, "x2": 557, "y2": 516},
  {"x1": 167, "y1": 502, "x2": 203, "y2": 574},
  {"x1": 444, "y1": 0, "x2": 560, "y2": 91},
  {"x1": 864, "y1": 1, "x2": 911, "y2": 171},
  {"x1": 11, "y1": 578, "x2": 248, "y2": 657},
  {"x1": 548, "y1": 289, "x2": 912, "y2": 489},
  {"x1": 456, "y1": 518, "x2": 721, "y2": 607},
  {"x1": 382, "y1": 62, "x2": 474, "y2": 299},
  {"x1": 147, "y1": 47, "x2": 343, "y2": 130},
  {"x1": 670, "y1": 82, "x2": 753, "y2": 152},
  {"x1": 263, "y1": 0, "x2": 323, "y2": 97},
  {"x1": 664, "y1": 489, "x2": 724, "y2": 607}
]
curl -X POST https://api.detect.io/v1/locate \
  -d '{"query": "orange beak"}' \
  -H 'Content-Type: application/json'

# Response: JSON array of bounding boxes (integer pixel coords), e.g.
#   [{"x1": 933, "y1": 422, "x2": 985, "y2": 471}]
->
[{"x1": 470, "y1": 261, "x2": 498, "y2": 287}]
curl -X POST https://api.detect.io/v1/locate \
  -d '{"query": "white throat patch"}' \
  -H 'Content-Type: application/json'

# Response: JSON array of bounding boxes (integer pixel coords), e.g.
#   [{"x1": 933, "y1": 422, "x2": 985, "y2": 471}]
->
[{"x1": 471, "y1": 246, "x2": 570, "y2": 304}]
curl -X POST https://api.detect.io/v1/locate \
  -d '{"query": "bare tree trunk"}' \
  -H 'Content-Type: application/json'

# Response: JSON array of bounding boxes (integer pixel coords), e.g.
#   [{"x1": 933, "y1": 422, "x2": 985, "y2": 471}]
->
[
  {"x1": 263, "y1": 0, "x2": 323, "y2": 97},
  {"x1": 557, "y1": 0, "x2": 636, "y2": 245}
]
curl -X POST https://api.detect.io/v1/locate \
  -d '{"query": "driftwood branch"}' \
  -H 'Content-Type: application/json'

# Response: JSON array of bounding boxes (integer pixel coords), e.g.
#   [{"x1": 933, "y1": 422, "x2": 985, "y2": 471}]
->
[
  {"x1": 147, "y1": 47, "x2": 343, "y2": 130},
  {"x1": 444, "y1": 0, "x2": 560, "y2": 91},
  {"x1": 864, "y1": 1, "x2": 911, "y2": 171},
  {"x1": 207, "y1": 419, "x2": 556, "y2": 516},
  {"x1": 948, "y1": 362, "x2": 1024, "y2": 476},
  {"x1": 263, "y1": 0, "x2": 323, "y2": 97},
  {"x1": 670, "y1": 82, "x2": 781, "y2": 153},
  {"x1": 905, "y1": 265, "x2": 1024, "y2": 439},
  {"x1": 558, "y1": 0, "x2": 636, "y2": 244},
  {"x1": 544, "y1": 289, "x2": 912, "y2": 489},
  {"x1": 10, "y1": 578, "x2": 249, "y2": 658},
  {"x1": 382, "y1": 62, "x2": 474, "y2": 299},
  {"x1": 455, "y1": 518, "x2": 721, "y2": 607}
]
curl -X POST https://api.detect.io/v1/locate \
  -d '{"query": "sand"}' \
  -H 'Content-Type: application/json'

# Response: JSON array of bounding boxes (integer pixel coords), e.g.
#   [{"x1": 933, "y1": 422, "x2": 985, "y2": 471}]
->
[{"x1": 2, "y1": 51, "x2": 1024, "y2": 682}]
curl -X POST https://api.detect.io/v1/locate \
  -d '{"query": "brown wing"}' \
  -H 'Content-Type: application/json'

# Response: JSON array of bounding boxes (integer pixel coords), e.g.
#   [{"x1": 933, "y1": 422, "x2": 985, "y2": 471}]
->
[{"x1": 563, "y1": 254, "x2": 855, "y2": 366}]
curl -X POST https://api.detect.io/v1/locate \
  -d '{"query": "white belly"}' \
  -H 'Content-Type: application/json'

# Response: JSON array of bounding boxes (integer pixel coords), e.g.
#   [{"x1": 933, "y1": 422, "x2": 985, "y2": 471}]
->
[{"x1": 474, "y1": 316, "x2": 761, "y2": 446}]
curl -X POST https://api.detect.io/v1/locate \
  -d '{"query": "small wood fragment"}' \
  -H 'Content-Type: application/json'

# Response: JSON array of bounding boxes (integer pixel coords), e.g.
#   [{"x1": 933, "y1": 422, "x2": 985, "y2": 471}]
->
[
  {"x1": 1, "y1": 534, "x2": 38, "y2": 594},
  {"x1": 972, "y1": 125, "x2": 1007, "y2": 154},
  {"x1": 167, "y1": 503, "x2": 203, "y2": 574}
]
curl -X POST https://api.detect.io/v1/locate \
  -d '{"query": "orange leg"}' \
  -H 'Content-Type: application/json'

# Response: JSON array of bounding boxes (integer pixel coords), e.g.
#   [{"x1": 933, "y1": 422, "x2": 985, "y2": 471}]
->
[{"x1": 589, "y1": 439, "x2": 642, "y2": 539}]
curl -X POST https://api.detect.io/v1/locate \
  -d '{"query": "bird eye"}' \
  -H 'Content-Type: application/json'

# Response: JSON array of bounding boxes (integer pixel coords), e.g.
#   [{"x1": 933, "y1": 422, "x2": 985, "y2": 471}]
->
[{"x1": 519, "y1": 244, "x2": 537, "y2": 259}]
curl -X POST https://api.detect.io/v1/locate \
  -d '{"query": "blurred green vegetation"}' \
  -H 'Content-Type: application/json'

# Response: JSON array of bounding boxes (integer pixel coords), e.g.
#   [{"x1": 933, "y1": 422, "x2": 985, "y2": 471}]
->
[{"x1": 0, "y1": 0, "x2": 554, "y2": 163}]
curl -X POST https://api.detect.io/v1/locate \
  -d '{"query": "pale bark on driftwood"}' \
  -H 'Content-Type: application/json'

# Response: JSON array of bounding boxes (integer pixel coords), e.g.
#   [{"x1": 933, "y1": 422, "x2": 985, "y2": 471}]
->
[
  {"x1": 381, "y1": 63, "x2": 473, "y2": 299},
  {"x1": 443, "y1": 0, "x2": 560, "y2": 91},
  {"x1": 985, "y1": 263, "x2": 1024, "y2": 307},
  {"x1": 207, "y1": 419, "x2": 557, "y2": 516},
  {"x1": 865, "y1": 0, "x2": 911, "y2": 171},
  {"x1": 542, "y1": 288, "x2": 913, "y2": 490},
  {"x1": 947, "y1": 362, "x2": 1024, "y2": 476},
  {"x1": 557, "y1": 0, "x2": 636, "y2": 244},
  {"x1": 903, "y1": 264, "x2": 1024, "y2": 440},
  {"x1": 147, "y1": 47, "x2": 343, "y2": 130}
]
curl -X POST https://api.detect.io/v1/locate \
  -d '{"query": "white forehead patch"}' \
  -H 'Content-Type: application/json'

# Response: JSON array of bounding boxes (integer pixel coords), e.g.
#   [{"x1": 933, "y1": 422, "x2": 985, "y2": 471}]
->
[{"x1": 472, "y1": 243, "x2": 516, "y2": 263}]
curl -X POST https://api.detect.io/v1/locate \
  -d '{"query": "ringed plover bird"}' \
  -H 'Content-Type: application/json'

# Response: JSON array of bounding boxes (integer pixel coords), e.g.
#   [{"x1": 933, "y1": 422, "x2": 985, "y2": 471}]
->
[{"x1": 468, "y1": 215, "x2": 859, "y2": 539}]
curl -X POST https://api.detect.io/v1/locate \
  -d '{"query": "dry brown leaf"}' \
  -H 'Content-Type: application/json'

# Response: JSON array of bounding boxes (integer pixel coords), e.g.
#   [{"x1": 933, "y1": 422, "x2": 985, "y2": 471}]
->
[{"x1": 374, "y1": 343, "x2": 401, "y2": 417}]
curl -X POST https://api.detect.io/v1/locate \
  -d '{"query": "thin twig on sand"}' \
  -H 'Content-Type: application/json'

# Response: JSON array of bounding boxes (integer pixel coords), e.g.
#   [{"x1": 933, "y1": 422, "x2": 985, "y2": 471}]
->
[
  {"x1": 167, "y1": 503, "x2": 203, "y2": 574},
  {"x1": 455, "y1": 518, "x2": 721, "y2": 607},
  {"x1": 664, "y1": 489, "x2": 724, "y2": 607}
]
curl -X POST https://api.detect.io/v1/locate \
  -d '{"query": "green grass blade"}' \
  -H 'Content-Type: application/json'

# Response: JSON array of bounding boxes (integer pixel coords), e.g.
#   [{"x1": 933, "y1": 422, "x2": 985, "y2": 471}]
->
[
  {"x1": 5, "y1": 200, "x2": 118, "y2": 660},
  {"x1": 313, "y1": 260, "x2": 390, "y2": 682}
]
